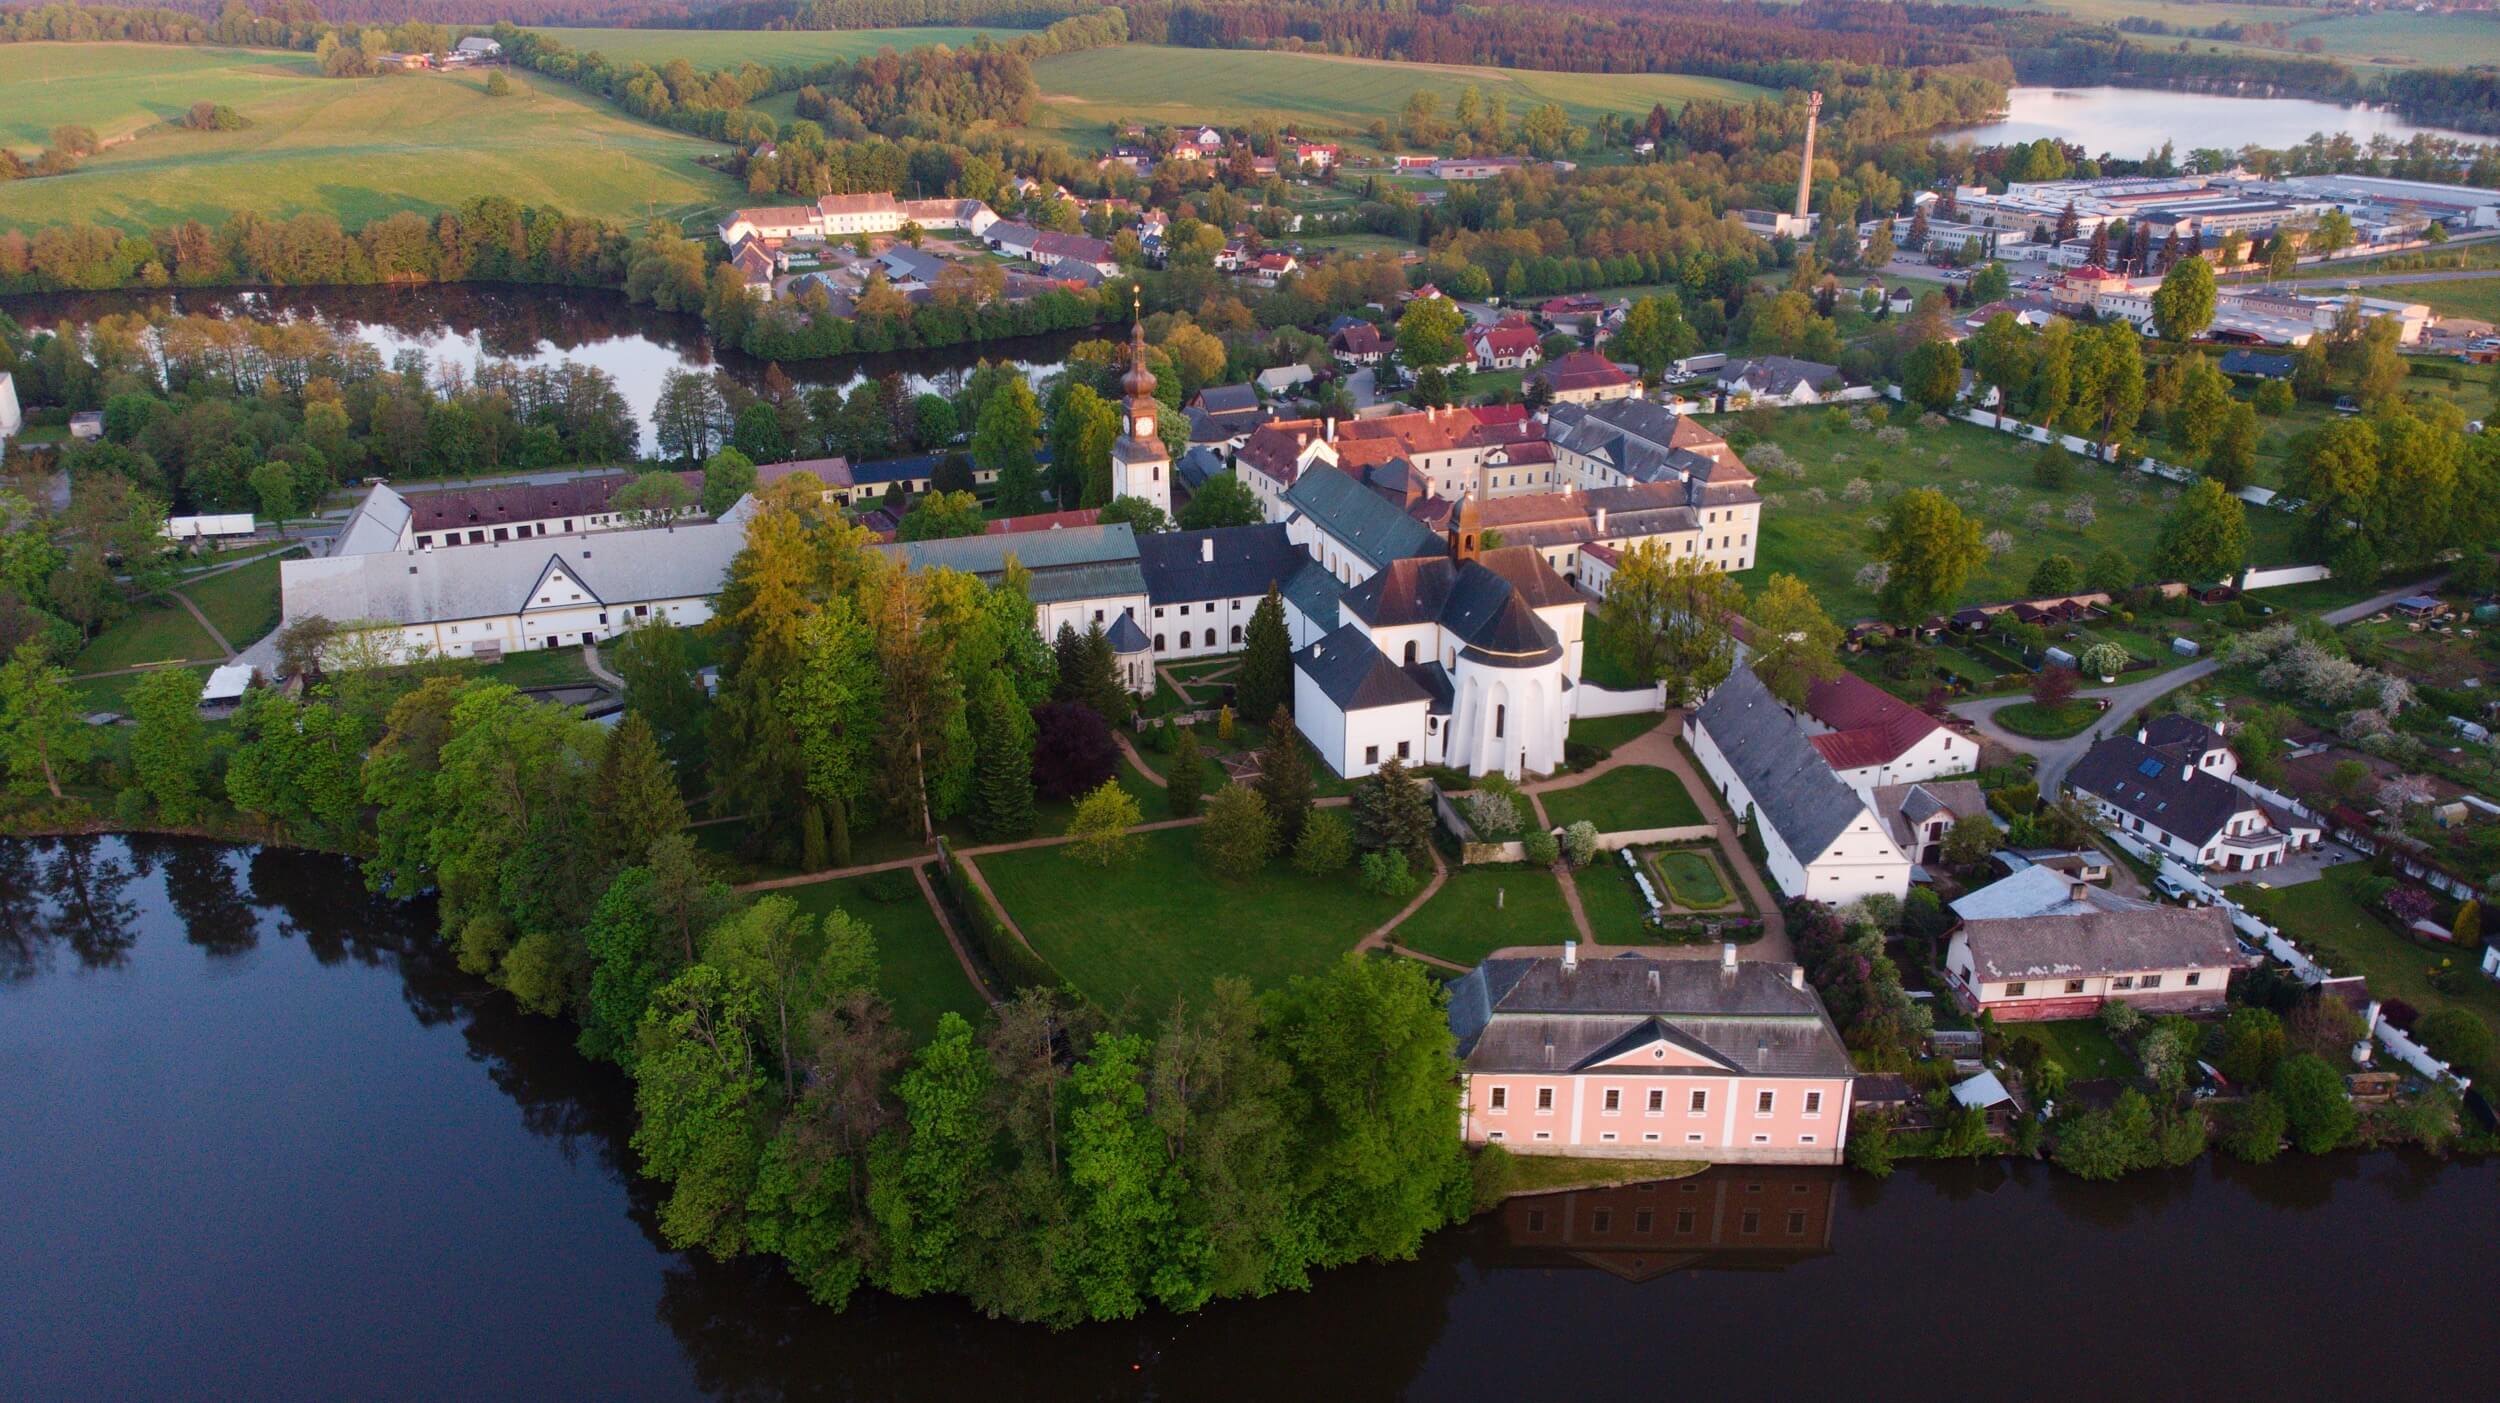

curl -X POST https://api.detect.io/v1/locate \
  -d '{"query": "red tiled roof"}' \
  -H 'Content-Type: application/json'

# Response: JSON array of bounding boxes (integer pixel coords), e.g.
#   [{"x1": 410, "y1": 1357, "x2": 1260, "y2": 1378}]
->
[
  {"x1": 1803, "y1": 672, "x2": 1944, "y2": 771},
  {"x1": 1537, "y1": 349, "x2": 1637, "y2": 393},
  {"x1": 987, "y1": 508, "x2": 1101, "y2": 535},
  {"x1": 1239, "y1": 418, "x2": 1327, "y2": 486}
]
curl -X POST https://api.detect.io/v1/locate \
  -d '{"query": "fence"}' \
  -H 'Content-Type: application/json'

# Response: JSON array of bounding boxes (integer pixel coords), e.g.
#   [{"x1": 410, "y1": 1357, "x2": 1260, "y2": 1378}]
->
[
  {"x1": 1936, "y1": 405, "x2": 2299, "y2": 520},
  {"x1": 2241, "y1": 564, "x2": 2333, "y2": 592},
  {"x1": 1595, "y1": 823, "x2": 1717, "y2": 852},
  {"x1": 1572, "y1": 680, "x2": 1666, "y2": 719}
]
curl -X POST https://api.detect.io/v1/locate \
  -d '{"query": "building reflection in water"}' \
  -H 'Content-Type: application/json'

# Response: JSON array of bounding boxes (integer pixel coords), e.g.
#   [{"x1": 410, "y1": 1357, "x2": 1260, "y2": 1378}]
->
[{"x1": 1494, "y1": 1166, "x2": 1839, "y2": 1281}]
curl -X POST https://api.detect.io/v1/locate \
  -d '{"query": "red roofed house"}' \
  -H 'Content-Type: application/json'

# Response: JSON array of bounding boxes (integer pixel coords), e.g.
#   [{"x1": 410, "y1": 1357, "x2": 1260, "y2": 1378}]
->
[
  {"x1": 1235, "y1": 418, "x2": 1338, "y2": 514},
  {"x1": 986, "y1": 507, "x2": 1102, "y2": 536},
  {"x1": 1247, "y1": 251, "x2": 1299, "y2": 288},
  {"x1": 1798, "y1": 672, "x2": 1979, "y2": 794},
  {"x1": 730, "y1": 239, "x2": 778, "y2": 299},
  {"x1": 1330, "y1": 321, "x2": 1389, "y2": 365},
  {"x1": 1533, "y1": 349, "x2": 1641, "y2": 405},
  {"x1": 1289, "y1": 140, "x2": 1339, "y2": 169},
  {"x1": 2050, "y1": 264, "x2": 2126, "y2": 315},
  {"x1": 1467, "y1": 317, "x2": 1544, "y2": 373}
]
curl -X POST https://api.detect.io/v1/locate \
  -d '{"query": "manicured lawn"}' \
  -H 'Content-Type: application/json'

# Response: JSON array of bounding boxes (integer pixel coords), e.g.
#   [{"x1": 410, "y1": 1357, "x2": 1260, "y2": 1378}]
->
[
  {"x1": 1025, "y1": 44, "x2": 1764, "y2": 156},
  {"x1": 1580, "y1": 608, "x2": 1645, "y2": 690},
  {"x1": 70, "y1": 599, "x2": 222, "y2": 673},
  {"x1": 0, "y1": 45, "x2": 739, "y2": 229},
  {"x1": 1994, "y1": 699, "x2": 2103, "y2": 739},
  {"x1": 779, "y1": 871, "x2": 988, "y2": 1042},
  {"x1": 2013, "y1": 1018, "x2": 2138, "y2": 1085},
  {"x1": 2240, "y1": 865, "x2": 2500, "y2": 1076},
  {"x1": 1650, "y1": 848, "x2": 1732, "y2": 909},
  {"x1": 179, "y1": 555, "x2": 288, "y2": 649},
  {"x1": 1395, "y1": 863, "x2": 1575, "y2": 965},
  {"x1": 1741, "y1": 412, "x2": 2309, "y2": 621},
  {"x1": 1568, "y1": 711, "x2": 1662, "y2": 761},
  {"x1": 1571, "y1": 855, "x2": 1658, "y2": 942},
  {"x1": 975, "y1": 826, "x2": 1407, "y2": 1018},
  {"x1": 474, "y1": 647, "x2": 600, "y2": 692},
  {"x1": 70, "y1": 665, "x2": 206, "y2": 715},
  {"x1": 1539, "y1": 765, "x2": 1705, "y2": 834}
]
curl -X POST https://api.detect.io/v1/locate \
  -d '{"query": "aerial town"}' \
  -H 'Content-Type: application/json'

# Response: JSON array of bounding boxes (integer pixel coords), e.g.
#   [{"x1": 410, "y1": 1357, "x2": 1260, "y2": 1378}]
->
[{"x1": 6, "y1": 1, "x2": 2500, "y2": 1392}]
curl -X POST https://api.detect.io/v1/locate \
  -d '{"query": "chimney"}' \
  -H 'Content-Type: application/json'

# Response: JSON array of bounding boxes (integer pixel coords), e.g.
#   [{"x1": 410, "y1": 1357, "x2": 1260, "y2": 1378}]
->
[
  {"x1": 1594, "y1": 506, "x2": 1608, "y2": 535},
  {"x1": 1720, "y1": 941, "x2": 1738, "y2": 974},
  {"x1": 2071, "y1": 880, "x2": 2090, "y2": 904},
  {"x1": 1789, "y1": 964, "x2": 1806, "y2": 992},
  {"x1": 2135, "y1": 723, "x2": 2149, "y2": 745},
  {"x1": 1201, "y1": 536, "x2": 1214, "y2": 563},
  {"x1": 1647, "y1": 966, "x2": 1662, "y2": 999},
  {"x1": 1793, "y1": 90, "x2": 1823, "y2": 222},
  {"x1": 1323, "y1": 416, "x2": 1337, "y2": 442},
  {"x1": 2182, "y1": 763, "x2": 2195, "y2": 782},
  {"x1": 1561, "y1": 939, "x2": 1578, "y2": 972}
]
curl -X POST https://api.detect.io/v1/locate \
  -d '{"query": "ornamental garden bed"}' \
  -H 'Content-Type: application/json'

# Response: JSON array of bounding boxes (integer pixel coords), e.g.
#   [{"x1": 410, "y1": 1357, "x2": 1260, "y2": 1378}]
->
[{"x1": 1649, "y1": 847, "x2": 1734, "y2": 909}]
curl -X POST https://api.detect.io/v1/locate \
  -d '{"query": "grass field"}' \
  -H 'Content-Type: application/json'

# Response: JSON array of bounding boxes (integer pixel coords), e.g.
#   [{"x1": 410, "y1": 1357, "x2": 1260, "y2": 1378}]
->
[
  {"x1": 2362, "y1": 278, "x2": 2500, "y2": 325},
  {"x1": 1538, "y1": 765, "x2": 1706, "y2": 835},
  {"x1": 1566, "y1": 712, "x2": 1662, "y2": 762},
  {"x1": 70, "y1": 598, "x2": 222, "y2": 674},
  {"x1": 778, "y1": 871, "x2": 987, "y2": 1041},
  {"x1": 2239, "y1": 865, "x2": 2500, "y2": 1078},
  {"x1": 524, "y1": 25, "x2": 1025, "y2": 69},
  {"x1": 977, "y1": 826, "x2": 1406, "y2": 1018},
  {"x1": 1395, "y1": 863, "x2": 1573, "y2": 965},
  {"x1": 2013, "y1": 1017, "x2": 2138, "y2": 1084},
  {"x1": 179, "y1": 556, "x2": 285, "y2": 649},
  {"x1": 1024, "y1": 45, "x2": 1764, "y2": 155},
  {"x1": 1571, "y1": 857, "x2": 1656, "y2": 941},
  {"x1": 1741, "y1": 412, "x2": 2308, "y2": 621},
  {"x1": 70, "y1": 664, "x2": 206, "y2": 715},
  {"x1": 0, "y1": 44, "x2": 741, "y2": 230}
]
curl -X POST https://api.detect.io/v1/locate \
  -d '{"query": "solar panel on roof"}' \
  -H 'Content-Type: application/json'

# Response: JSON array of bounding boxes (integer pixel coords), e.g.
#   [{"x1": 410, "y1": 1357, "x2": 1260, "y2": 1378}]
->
[{"x1": 2138, "y1": 757, "x2": 2164, "y2": 778}]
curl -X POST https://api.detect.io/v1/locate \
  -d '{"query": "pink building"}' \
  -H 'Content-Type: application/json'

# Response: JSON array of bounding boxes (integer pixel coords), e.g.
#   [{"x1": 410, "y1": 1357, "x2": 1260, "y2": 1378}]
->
[{"x1": 1448, "y1": 946, "x2": 1857, "y2": 1166}]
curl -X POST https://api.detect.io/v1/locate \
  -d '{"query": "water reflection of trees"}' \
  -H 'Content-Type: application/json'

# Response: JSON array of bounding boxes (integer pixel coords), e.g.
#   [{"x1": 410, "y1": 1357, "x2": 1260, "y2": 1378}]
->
[{"x1": 13, "y1": 836, "x2": 148, "y2": 972}]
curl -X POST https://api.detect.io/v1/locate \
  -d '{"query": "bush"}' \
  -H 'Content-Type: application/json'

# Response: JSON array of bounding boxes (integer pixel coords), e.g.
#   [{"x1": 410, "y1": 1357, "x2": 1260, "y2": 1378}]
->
[
  {"x1": 1361, "y1": 849, "x2": 1418, "y2": 899},
  {"x1": 2271, "y1": 1053, "x2": 2357, "y2": 1154},
  {"x1": 1561, "y1": 820, "x2": 1600, "y2": 868},
  {"x1": 1522, "y1": 829, "x2": 1560, "y2": 866},
  {"x1": 2219, "y1": 1091, "x2": 2287, "y2": 1164},
  {"x1": 1464, "y1": 787, "x2": 1521, "y2": 838},
  {"x1": 2098, "y1": 998, "x2": 2144, "y2": 1038},
  {"x1": 1199, "y1": 784, "x2": 1274, "y2": 882},
  {"x1": 2416, "y1": 1008, "x2": 2495, "y2": 1071},
  {"x1": 1469, "y1": 1143, "x2": 1516, "y2": 1211},
  {"x1": 2053, "y1": 1089, "x2": 2158, "y2": 1181},
  {"x1": 1292, "y1": 808, "x2": 1354, "y2": 878},
  {"x1": 1845, "y1": 1112, "x2": 1898, "y2": 1179}
]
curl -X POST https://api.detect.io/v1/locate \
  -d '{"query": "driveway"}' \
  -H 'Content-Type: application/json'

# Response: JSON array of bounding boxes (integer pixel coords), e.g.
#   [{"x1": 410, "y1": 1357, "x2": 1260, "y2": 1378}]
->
[
  {"x1": 2205, "y1": 835, "x2": 2368, "y2": 891},
  {"x1": 1948, "y1": 577, "x2": 2442, "y2": 796}
]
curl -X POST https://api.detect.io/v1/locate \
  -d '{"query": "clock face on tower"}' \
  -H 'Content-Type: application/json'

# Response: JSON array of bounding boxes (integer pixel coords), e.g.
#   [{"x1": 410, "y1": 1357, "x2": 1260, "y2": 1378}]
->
[{"x1": 1134, "y1": 413, "x2": 1154, "y2": 439}]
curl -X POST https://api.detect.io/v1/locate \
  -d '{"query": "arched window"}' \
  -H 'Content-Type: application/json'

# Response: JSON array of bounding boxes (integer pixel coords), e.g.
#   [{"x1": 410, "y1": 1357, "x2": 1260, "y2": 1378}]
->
[
  {"x1": 1230, "y1": 625, "x2": 1242, "y2": 645},
  {"x1": 1155, "y1": 634, "x2": 1166, "y2": 651},
  {"x1": 1204, "y1": 629, "x2": 1216, "y2": 647},
  {"x1": 1403, "y1": 641, "x2": 1417, "y2": 665},
  {"x1": 1495, "y1": 704, "x2": 1506, "y2": 739}
]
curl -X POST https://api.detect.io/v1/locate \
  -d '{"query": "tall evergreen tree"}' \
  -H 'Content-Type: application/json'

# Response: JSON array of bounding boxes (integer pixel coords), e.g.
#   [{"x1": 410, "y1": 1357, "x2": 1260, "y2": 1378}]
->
[
  {"x1": 970, "y1": 671, "x2": 1038, "y2": 841},
  {"x1": 1351, "y1": 755, "x2": 1433, "y2": 868},
  {"x1": 1073, "y1": 622, "x2": 1131, "y2": 725},
  {"x1": 1234, "y1": 587, "x2": 1294, "y2": 723},
  {"x1": 1253, "y1": 706, "x2": 1314, "y2": 851},
  {"x1": 1166, "y1": 726, "x2": 1206, "y2": 817},
  {"x1": 591, "y1": 713, "x2": 690, "y2": 872}
]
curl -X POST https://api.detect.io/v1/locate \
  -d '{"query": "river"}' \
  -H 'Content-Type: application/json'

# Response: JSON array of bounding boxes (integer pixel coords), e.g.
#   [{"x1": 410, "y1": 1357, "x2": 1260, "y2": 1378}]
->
[
  {"x1": 0, "y1": 284, "x2": 1081, "y2": 455},
  {"x1": 1952, "y1": 85, "x2": 2495, "y2": 155},
  {"x1": 4, "y1": 835, "x2": 2497, "y2": 1400}
]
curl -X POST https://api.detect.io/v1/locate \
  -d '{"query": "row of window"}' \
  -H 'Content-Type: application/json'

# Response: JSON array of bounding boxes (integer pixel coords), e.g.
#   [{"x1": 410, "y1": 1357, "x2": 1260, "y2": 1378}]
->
[
  {"x1": 1156, "y1": 629, "x2": 1237, "y2": 651},
  {"x1": 1487, "y1": 1086, "x2": 1825, "y2": 1117},
  {"x1": 1999, "y1": 971, "x2": 2199, "y2": 998},
  {"x1": 1489, "y1": 1129, "x2": 1823, "y2": 1147}
]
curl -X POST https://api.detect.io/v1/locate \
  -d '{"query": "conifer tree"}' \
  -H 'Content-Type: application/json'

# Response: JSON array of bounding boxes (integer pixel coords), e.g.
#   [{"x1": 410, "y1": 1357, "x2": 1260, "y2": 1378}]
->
[
  {"x1": 593, "y1": 713, "x2": 690, "y2": 871},
  {"x1": 1166, "y1": 726, "x2": 1205, "y2": 817},
  {"x1": 970, "y1": 672, "x2": 1038, "y2": 841},
  {"x1": 1235, "y1": 586, "x2": 1294, "y2": 723},
  {"x1": 1253, "y1": 706, "x2": 1314, "y2": 851}
]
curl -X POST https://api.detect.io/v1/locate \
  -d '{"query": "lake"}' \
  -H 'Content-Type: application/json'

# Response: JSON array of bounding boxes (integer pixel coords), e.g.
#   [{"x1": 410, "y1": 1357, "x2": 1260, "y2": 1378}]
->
[
  {"x1": 1952, "y1": 85, "x2": 2495, "y2": 156},
  {"x1": 7, "y1": 835, "x2": 2499, "y2": 1399},
  {"x1": 0, "y1": 284, "x2": 1080, "y2": 455}
]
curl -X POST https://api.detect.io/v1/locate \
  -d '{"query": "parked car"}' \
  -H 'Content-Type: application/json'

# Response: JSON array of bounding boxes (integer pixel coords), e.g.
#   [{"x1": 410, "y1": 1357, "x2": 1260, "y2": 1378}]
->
[{"x1": 2332, "y1": 395, "x2": 2362, "y2": 414}]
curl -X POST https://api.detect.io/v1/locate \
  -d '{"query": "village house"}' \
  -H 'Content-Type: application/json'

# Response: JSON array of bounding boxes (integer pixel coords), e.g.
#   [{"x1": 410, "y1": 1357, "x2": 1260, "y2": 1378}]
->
[
  {"x1": 1465, "y1": 317, "x2": 1543, "y2": 373},
  {"x1": 1713, "y1": 356, "x2": 1851, "y2": 407},
  {"x1": 716, "y1": 192, "x2": 997, "y2": 249},
  {"x1": 1869, "y1": 779, "x2": 1992, "y2": 870},
  {"x1": 1184, "y1": 383, "x2": 1279, "y2": 452},
  {"x1": 329, "y1": 478, "x2": 704, "y2": 555},
  {"x1": 2067, "y1": 716, "x2": 2322, "y2": 872},
  {"x1": 1544, "y1": 400, "x2": 1761, "y2": 571},
  {"x1": 1531, "y1": 350, "x2": 1641, "y2": 405},
  {"x1": 1686, "y1": 666, "x2": 1913, "y2": 904},
  {"x1": 1329, "y1": 321, "x2": 1389, "y2": 365},
  {"x1": 1798, "y1": 673, "x2": 1980, "y2": 793},
  {"x1": 1449, "y1": 946, "x2": 1857, "y2": 1165},
  {"x1": 1943, "y1": 865, "x2": 2240, "y2": 1021}
]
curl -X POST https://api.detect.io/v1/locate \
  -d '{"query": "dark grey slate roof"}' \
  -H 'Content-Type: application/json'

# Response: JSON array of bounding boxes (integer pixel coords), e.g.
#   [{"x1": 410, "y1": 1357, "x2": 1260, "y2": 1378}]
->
[
  {"x1": 1691, "y1": 666, "x2": 1877, "y2": 861},
  {"x1": 1717, "y1": 355, "x2": 1843, "y2": 394},
  {"x1": 1193, "y1": 383, "x2": 1260, "y2": 415},
  {"x1": 2067, "y1": 734, "x2": 2254, "y2": 847},
  {"x1": 1280, "y1": 465, "x2": 1442, "y2": 570},
  {"x1": 1136, "y1": 523, "x2": 1304, "y2": 605},
  {"x1": 2219, "y1": 350, "x2": 2294, "y2": 379},
  {"x1": 1175, "y1": 446, "x2": 1226, "y2": 492},
  {"x1": 1341, "y1": 553, "x2": 1565, "y2": 663},
  {"x1": 1446, "y1": 955, "x2": 1854, "y2": 1078},
  {"x1": 1296, "y1": 622, "x2": 1428, "y2": 711},
  {"x1": 1106, "y1": 610, "x2": 1152, "y2": 653},
  {"x1": 1402, "y1": 659, "x2": 1454, "y2": 714},
  {"x1": 1281, "y1": 558, "x2": 1344, "y2": 632},
  {"x1": 876, "y1": 523, "x2": 1145, "y2": 606}
]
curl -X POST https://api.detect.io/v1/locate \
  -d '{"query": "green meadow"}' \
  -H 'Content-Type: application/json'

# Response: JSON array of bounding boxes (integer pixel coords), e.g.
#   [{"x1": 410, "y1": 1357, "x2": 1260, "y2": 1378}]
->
[
  {"x1": 521, "y1": 24, "x2": 1027, "y2": 69},
  {"x1": 0, "y1": 44, "x2": 741, "y2": 229}
]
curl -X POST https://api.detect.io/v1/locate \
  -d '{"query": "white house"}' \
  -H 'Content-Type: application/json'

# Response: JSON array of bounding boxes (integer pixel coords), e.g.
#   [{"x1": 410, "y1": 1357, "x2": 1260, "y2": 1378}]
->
[
  {"x1": 0, "y1": 370, "x2": 21, "y2": 443},
  {"x1": 1135, "y1": 524, "x2": 1312, "y2": 662},
  {"x1": 1943, "y1": 866, "x2": 2239, "y2": 1022},
  {"x1": 1797, "y1": 673, "x2": 1979, "y2": 794},
  {"x1": 277, "y1": 499, "x2": 759, "y2": 666},
  {"x1": 1713, "y1": 356, "x2": 1851, "y2": 406},
  {"x1": 1294, "y1": 543, "x2": 1581, "y2": 780},
  {"x1": 1686, "y1": 666, "x2": 1912, "y2": 904},
  {"x1": 2066, "y1": 716, "x2": 2321, "y2": 872},
  {"x1": 1277, "y1": 463, "x2": 1445, "y2": 588}
]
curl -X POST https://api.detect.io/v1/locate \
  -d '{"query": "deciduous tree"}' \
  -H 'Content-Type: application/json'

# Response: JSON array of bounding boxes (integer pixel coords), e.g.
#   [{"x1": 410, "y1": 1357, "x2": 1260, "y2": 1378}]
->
[{"x1": 1745, "y1": 572, "x2": 1843, "y2": 707}]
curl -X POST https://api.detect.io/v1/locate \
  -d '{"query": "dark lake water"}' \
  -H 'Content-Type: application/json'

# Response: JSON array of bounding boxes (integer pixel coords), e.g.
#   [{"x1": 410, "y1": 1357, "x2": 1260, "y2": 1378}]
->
[
  {"x1": 6, "y1": 835, "x2": 2498, "y2": 1401},
  {"x1": 0, "y1": 284, "x2": 1080, "y2": 454}
]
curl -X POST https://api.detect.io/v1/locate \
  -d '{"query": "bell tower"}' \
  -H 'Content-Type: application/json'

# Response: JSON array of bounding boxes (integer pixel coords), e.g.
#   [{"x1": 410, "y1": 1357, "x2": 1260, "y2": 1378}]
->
[{"x1": 1110, "y1": 302, "x2": 1171, "y2": 517}]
